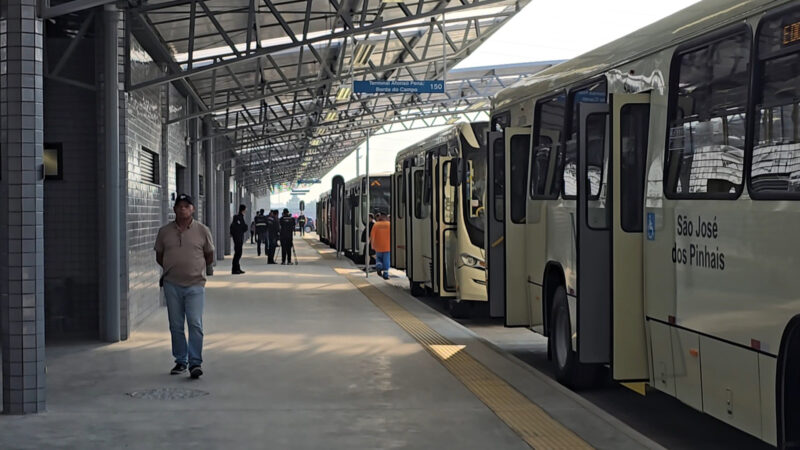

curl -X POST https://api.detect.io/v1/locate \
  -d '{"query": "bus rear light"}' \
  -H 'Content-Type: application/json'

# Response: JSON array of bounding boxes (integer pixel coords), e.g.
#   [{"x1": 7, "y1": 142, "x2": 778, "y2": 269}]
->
[
  {"x1": 668, "y1": 315, "x2": 676, "y2": 324},
  {"x1": 689, "y1": 349, "x2": 699, "y2": 357},
  {"x1": 751, "y1": 339, "x2": 761, "y2": 350}
]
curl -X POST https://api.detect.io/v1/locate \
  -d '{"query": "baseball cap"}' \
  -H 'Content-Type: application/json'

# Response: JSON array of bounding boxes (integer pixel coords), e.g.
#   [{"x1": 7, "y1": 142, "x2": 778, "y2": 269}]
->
[{"x1": 174, "y1": 193, "x2": 194, "y2": 207}]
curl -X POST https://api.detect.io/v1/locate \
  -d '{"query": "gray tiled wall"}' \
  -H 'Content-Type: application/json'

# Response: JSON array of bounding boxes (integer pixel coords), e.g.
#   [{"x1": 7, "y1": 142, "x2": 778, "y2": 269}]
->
[{"x1": 125, "y1": 36, "x2": 163, "y2": 330}]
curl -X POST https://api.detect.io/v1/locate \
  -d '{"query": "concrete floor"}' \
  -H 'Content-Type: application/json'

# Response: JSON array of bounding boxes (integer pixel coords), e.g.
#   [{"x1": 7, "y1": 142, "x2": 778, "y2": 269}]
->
[{"x1": 0, "y1": 237, "x2": 659, "y2": 449}]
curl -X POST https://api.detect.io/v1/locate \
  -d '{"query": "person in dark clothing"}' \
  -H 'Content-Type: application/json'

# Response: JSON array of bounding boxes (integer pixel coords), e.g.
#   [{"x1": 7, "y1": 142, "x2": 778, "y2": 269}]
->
[
  {"x1": 297, "y1": 213, "x2": 307, "y2": 236},
  {"x1": 266, "y1": 209, "x2": 280, "y2": 264},
  {"x1": 250, "y1": 220, "x2": 255, "y2": 244},
  {"x1": 279, "y1": 208, "x2": 296, "y2": 265},
  {"x1": 230, "y1": 204, "x2": 248, "y2": 274},
  {"x1": 254, "y1": 209, "x2": 269, "y2": 256}
]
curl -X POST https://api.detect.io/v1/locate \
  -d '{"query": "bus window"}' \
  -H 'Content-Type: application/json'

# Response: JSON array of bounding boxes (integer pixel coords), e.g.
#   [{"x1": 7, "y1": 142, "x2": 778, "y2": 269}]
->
[
  {"x1": 750, "y1": 14, "x2": 800, "y2": 197},
  {"x1": 510, "y1": 135, "x2": 530, "y2": 224},
  {"x1": 370, "y1": 178, "x2": 391, "y2": 216},
  {"x1": 442, "y1": 161, "x2": 455, "y2": 225},
  {"x1": 414, "y1": 170, "x2": 428, "y2": 219},
  {"x1": 531, "y1": 93, "x2": 566, "y2": 198},
  {"x1": 665, "y1": 30, "x2": 750, "y2": 197},
  {"x1": 462, "y1": 137, "x2": 486, "y2": 248},
  {"x1": 565, "y1": 81, "x2": 607, "y2": 198},
  {"x1": 620, "y1": 104, "x2": 651, "y2": 232},
  {"x1": 397, "y1": 173, "x2": 405, "y2": 219},
  {"x1": 361, "y1": 179, "x2": 368, "y2": 224}
]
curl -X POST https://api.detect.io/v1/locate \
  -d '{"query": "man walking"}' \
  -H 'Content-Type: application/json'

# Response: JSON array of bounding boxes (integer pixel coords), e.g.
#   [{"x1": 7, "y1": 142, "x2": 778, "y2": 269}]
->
[
  {"x1": 154, "y1": 194, "x2": 214, "y2": 379},
  {"x1": 230, "y1": 204, "x2": 248, "y2": 274},
  {"x1": 279, "y1": 208, "x2": 296, "y2": 265},
  {"x1": 297, "y1": 212, "x2": 307, "y2": 237},
  {"x1": 254, "y1": 209, "x2": 269, "y2": 256},
  {"x1": 370, "y1": 211, "x2": 391, "y2": 280}
]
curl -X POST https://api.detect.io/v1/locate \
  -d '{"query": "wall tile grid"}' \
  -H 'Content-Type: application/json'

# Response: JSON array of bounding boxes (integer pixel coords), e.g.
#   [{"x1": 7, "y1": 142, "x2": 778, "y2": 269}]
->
[
  {"x1": 0, "y1": 0, "x2": 47, "y2": 413},
  {"x1": 125, "y1": 36, "x2": 163, "y2": 329},
  {"x1": 42, "y1": 36, "x2": 99, "y2": 337}
]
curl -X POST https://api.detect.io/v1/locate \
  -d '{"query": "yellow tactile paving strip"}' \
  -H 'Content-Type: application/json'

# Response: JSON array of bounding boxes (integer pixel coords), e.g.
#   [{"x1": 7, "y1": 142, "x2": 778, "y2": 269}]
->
[{"x1": 308, "y1": 239, "x2": 592, "y2": 450}]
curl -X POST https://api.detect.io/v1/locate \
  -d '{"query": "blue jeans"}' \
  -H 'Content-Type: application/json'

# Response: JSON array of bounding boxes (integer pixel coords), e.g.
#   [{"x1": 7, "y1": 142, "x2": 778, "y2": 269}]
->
[
  {"x1": 375, "y1": 252, "x2": 390, "y2": 279},
  {"x1": 163, "y1": 280, "x2": 205, "y2": 367}
]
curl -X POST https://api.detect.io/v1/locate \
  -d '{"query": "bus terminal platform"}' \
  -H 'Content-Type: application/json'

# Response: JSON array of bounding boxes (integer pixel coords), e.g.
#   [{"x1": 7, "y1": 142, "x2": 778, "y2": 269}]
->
[{"x1": 0, "y1": 237, "x2": 660, "y2": 449}]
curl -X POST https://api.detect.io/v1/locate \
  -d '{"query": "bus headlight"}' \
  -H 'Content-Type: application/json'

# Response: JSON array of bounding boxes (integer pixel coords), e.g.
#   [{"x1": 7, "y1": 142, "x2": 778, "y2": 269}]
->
[{"x1": 460, "y1": 253, "x2": 485, "y2": 269}]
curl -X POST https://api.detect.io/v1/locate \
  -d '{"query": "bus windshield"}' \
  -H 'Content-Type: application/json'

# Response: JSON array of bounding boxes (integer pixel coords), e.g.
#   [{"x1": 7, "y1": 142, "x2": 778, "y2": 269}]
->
[
  {"x1": 365, "y1": 177, "x2": 391, "y2": 222},
  {"x1": 462, "y1": 141, "x2": 487, "y2": 249}
]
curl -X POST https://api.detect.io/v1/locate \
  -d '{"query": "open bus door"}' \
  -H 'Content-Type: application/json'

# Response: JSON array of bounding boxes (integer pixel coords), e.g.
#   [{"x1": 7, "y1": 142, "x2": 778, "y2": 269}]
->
[
  {"x1": 486, "y1": 131, "x2": 505, "y2": 317},
  {"x1": 392, "y1": 172, "x2": 407, "y2": 270},
  {"x1": 575, "y1": 95, "x2": 649, "y2": 379},
  {"x1": 576, "y1": 103, "x2": 611, "y2": 364},
  {"x1": 504, "y1": 127, "x2": 531, "y2": 327},
  {"x1": 610, "y1": 93, "x2": 650, "y2": 380},
  {"x1": 436, "y1": 156, "x2": 457, "y2": 297},
  {"x1": 408, "y1": 161, "x2": 427, "y2": 294}
]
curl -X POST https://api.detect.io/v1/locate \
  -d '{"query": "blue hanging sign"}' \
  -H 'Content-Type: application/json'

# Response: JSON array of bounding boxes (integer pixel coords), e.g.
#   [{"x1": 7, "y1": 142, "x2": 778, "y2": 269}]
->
[
  {"x1": 353, "y1": 80, "x2": 445, "y2": 94},
  {"x1": 647, "y1": 212, "x2": 656, "y2": 241}
]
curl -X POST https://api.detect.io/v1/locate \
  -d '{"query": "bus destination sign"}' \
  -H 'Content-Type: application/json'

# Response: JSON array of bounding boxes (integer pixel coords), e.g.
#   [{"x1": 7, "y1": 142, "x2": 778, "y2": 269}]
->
[
  {"x1": 353, "y1": 80, "x2": 445, "y2": 94},
  {"x1": 783, "y1": 20, "x2": 800, "y2": 47}
]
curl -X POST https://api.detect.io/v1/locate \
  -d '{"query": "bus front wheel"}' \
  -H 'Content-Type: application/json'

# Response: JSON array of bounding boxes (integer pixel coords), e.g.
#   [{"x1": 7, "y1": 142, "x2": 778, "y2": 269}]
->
[
  {"x1": 410, "y1": 281, "x2": 425, "y2": 297},
  {"x1": 550, "y1": 286, "x2": 598, "y2": 389}
]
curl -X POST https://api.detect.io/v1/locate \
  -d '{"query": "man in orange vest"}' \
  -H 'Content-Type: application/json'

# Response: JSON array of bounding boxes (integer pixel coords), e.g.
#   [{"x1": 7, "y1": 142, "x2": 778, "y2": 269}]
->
[{"x1": 370, "y1": 211, "x2": 391, "y2": 280}]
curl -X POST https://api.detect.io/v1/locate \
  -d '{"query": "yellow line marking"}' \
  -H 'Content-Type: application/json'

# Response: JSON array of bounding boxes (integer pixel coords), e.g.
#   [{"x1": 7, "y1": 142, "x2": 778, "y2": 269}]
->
[
  {"x1": 306, "y1": 239, "x2": 592, "y2": 449},
  {"x1": 621, "y1": 382, "x2": 647, "y2": 396}
]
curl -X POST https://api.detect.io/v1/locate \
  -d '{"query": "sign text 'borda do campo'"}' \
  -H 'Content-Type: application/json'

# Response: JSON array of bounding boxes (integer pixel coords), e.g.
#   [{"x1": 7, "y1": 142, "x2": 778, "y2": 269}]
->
[{"x1": 353, "y1": 80, "x2": 445, "y2": 94}]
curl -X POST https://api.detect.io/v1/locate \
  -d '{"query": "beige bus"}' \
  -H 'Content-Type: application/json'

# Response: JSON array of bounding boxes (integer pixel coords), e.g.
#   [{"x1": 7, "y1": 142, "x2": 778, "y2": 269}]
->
[
  {"x1": 489, "y1": 0, "x2": 800, "y2": 446},
  {"x1": 392, "y1": 122, "x2": 489, "y2": 316}
]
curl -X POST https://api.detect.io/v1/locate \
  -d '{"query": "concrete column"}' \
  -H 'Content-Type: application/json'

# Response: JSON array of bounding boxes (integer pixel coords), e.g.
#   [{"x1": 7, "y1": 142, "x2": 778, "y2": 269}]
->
[
  {"x1": 189, "y1": 105, "x2": 199, "y2": 219},
  {"x1": 215, "y1": 151, "x2": 225, "y2": 261},
  {"x1": 223, "y1": 170, "x2": 231, "y2": 255},
  {"x1": 0, "y1": 0, "x2": 47, "y2": 414},
  {"x1": 203, "y1": 119, "x2": 214, "y2": 229},
  {"x1": 103, "y1": 4, "x2": 121, "y2": 343}
]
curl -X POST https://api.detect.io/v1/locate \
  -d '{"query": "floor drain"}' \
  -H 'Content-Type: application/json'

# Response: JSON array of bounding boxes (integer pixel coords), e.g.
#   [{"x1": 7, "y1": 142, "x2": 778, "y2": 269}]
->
[{"x1": 127, "y1": 387, "x2": 209, "y2": 400}]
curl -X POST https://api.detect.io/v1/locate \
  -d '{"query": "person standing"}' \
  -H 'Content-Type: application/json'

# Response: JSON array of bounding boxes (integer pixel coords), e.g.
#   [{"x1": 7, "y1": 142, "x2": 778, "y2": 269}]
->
[
  {"x1": 266, "y1": 210, "x2": 279, "y2": 264},
  {"x1": 154, "y1": 194, "x2": 214, "y2": 379},
  {"x1": 279, "y1": 208, "x2": 296, "y2": 265},
  {"x1": 297, "y1": 213, "x2": 307, "y2": 237},
  {"x1": 249, "y1": 219, "x2": 255, "y2": 244},
  {"x1": 370, "y1": 211, "x2": 391, "y2": 280},
  {"x1": 254, "y1": 209, "x2": 269, "y2": 256},
  {"x1": 230, "y1": 204, "x2": 248, "y2": 274}
]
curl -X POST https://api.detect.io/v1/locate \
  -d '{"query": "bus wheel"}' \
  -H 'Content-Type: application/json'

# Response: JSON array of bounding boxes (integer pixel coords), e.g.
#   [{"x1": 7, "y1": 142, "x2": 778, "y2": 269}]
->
[
  {"x1": 550, "y1": 286, "x2": 598, "y2": 389},
  {"x1": 410, "y1": 281, "x2": 424, "y2": 297},
  {"x1": 778, "y1": 317, "x2": 800, "y2": 448},
  {"x1": 448, "y1": 299, "x2": 470, "y2": 319}
]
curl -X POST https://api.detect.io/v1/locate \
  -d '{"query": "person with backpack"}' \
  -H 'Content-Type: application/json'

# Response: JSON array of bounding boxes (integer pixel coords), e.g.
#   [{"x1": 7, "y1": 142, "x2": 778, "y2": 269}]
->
[
  {"x1": 229, "y1": 204, "x2": 248, "y2": 274},
  {"x1": 254, "y1": 209, "x2": 269, "y2": 257}
]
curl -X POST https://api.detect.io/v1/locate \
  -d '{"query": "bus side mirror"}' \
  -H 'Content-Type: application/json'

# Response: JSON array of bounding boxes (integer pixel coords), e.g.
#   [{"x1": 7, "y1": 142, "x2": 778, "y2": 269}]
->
[{"x1": 450, "y1": 158, "x2": 462, "y2": 186}]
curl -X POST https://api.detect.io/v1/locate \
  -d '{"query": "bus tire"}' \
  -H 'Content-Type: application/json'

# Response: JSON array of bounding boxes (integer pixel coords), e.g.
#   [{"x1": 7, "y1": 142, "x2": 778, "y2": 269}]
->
[
  {"x1": 410, "y1": 281, "x2": 424, "y2": 297},
  {"x1": 550, "y1": 286, "x2": 598, "y2": 389},
  {"x1": 777, "y1": 315, "x2": 800, "y2": 449},
  {"x1": 448, "y1": 299, "x2": 470, "y2": 319}
]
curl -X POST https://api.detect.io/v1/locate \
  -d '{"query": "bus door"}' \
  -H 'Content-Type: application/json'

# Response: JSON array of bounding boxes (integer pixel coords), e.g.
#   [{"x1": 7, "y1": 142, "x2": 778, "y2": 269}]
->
[
  {"x1": 504, "y1": 127, "x2": 531, "y2": 327},
  {"x1": 610, "y1": 93, "x2": 650, "y2": 380},
  {"x1": 487, "y1": 131, "x2": 505, "y2": 317},
  {"x1": 392, "y1": 172, "x2": 407, "y2": 270},
  {"x1": 437, "y1": 155, "x2": 457, "y2": 297},
  {"x1": 408, "y1": 162, "x2": 427, "y2": 285},
  {"x1": 576, "y1": 103, "x2": 611, "y2": 364}
]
